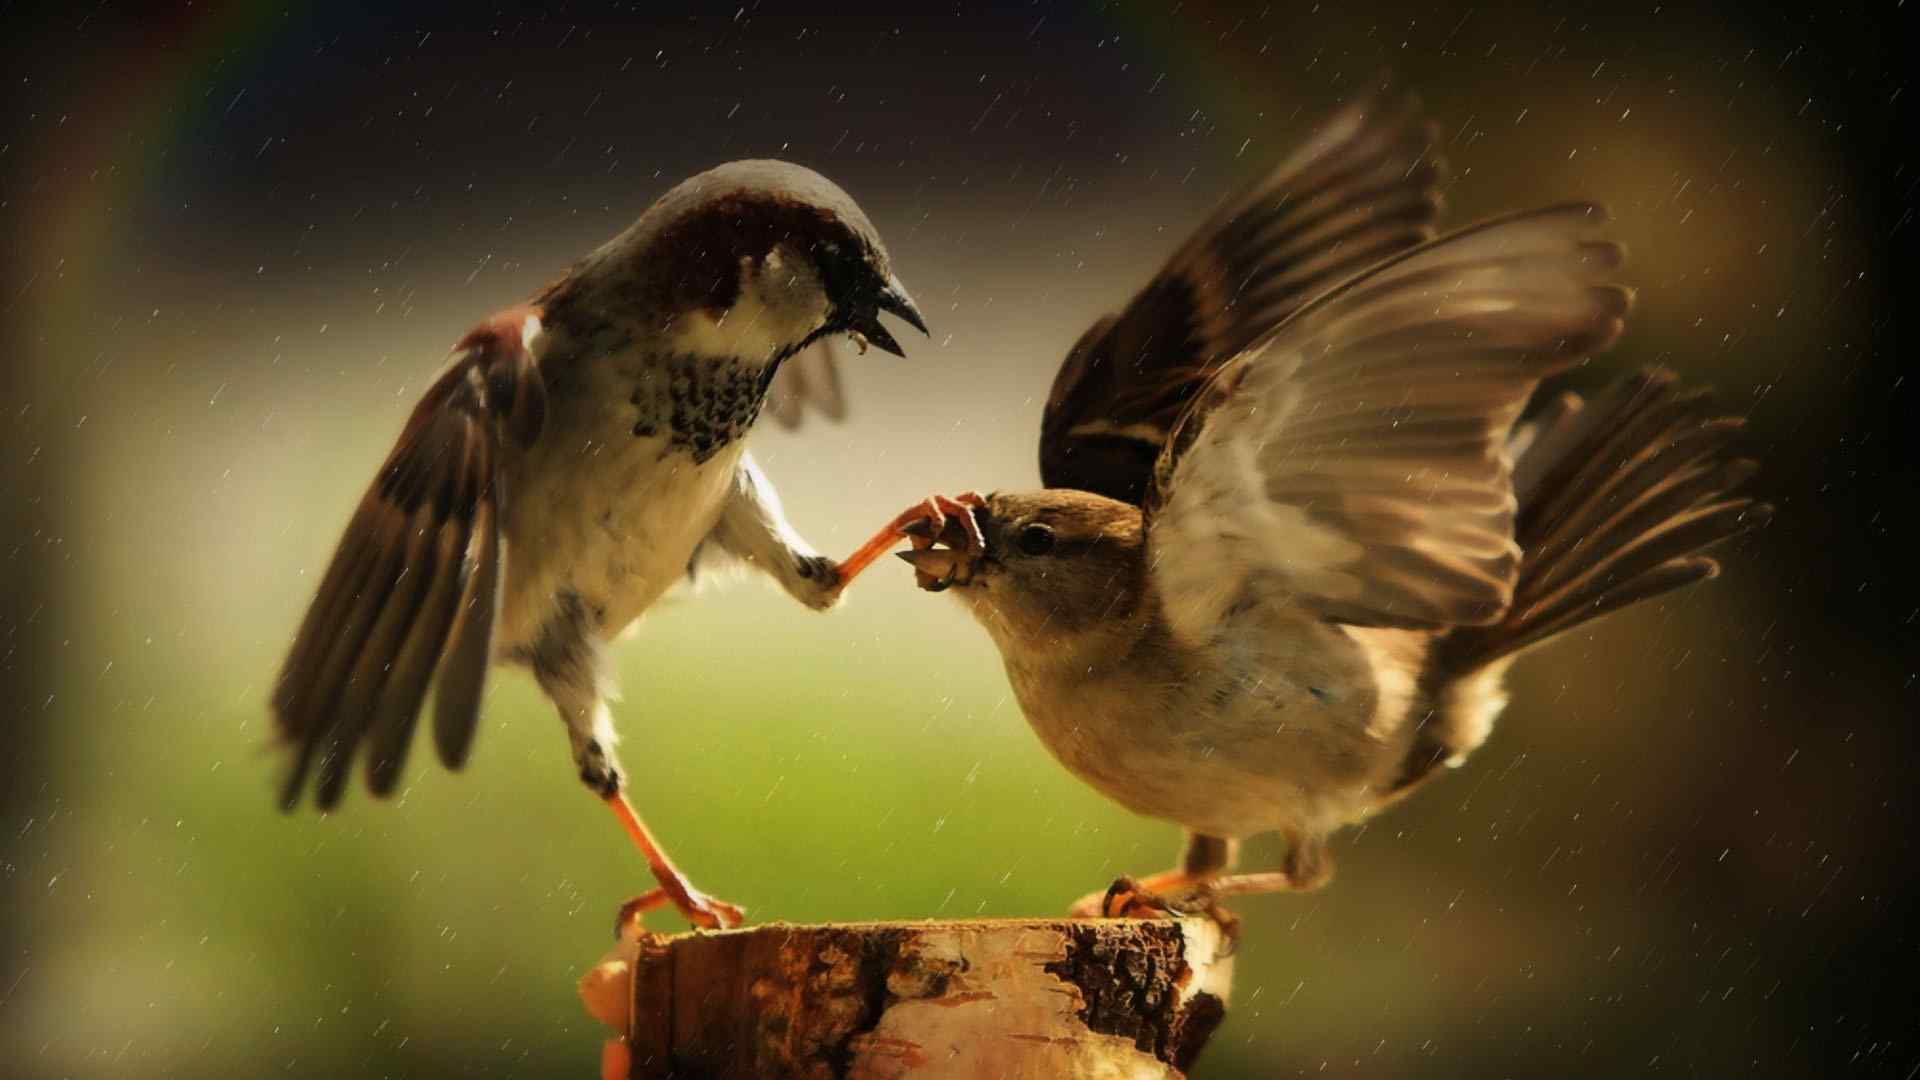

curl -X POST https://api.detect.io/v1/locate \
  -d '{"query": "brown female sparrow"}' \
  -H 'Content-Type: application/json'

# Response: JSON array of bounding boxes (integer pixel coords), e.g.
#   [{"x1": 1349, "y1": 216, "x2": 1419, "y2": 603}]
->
[
  {"x1": 848, "y1": 89, "x2": 1769, "y2": 917},
  {"x1": 272, "y1": 160, "x2": 926, "y2": 929}
]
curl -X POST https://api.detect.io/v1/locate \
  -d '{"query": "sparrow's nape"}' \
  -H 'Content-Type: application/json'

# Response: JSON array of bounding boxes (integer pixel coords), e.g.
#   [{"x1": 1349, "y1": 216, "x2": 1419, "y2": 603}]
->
[
  {"x1": 827, "y1": 492, "x2": 988, "y2": 591},
  {"x1": 605, "y1": 793, "x2": 745, "y2": 931}
]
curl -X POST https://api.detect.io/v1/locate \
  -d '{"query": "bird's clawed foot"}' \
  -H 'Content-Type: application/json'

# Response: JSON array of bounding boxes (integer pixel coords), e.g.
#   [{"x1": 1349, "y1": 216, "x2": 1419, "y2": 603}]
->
[
  {"x1": 603, "y1": 793, "x2": 747, "y2": 932},
  {"x1": 1069, "y1": 870, "x2": 1202, "y2": 920},
  {"x1": 612, "y1": 887, "x2": 668, "y2": 938},
  {"x1": 830, "y1": 491, "x2": 989, "y2": 591},
  {"x1": 1072, "y1": 874, "x2": 1243, "y2": 943},
  {"x1": 628, "y1": 849, "x2": 747, "y2": 932},
  {"x1": 893, "y1": 492, "x2": 989, "y2": 591},
  {"x1": 614, "y1": 879, "x2": 745, "y2": 935},
  {"x1": 664, "y1": 875, "x2": 746, "y2": 931},
  {"x1": 1068, "y1": 845, "x2": 1332, "y2": 932}
]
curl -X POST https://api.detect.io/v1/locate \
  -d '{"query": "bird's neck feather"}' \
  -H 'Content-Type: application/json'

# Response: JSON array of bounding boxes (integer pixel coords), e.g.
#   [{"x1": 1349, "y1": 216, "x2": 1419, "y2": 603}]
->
[{"x1": 971, "y1": 575, "x2": 1154, "y2": 684}]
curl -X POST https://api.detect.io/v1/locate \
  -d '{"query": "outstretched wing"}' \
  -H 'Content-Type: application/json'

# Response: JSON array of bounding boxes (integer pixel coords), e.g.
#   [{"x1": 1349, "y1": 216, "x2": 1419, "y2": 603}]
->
[
  {"x1": 1145, "y1": 205, "x2": 1631, "y2": 646},
  {"x1": 272, "y1": 309, "x2": 546, "y2": 810},
  {"x1": 761, "y1": 339, "x2": 847, "y2": 430},
  {"x1": 1039, "y1": 85, "x2": 1446, "y2": 505}
]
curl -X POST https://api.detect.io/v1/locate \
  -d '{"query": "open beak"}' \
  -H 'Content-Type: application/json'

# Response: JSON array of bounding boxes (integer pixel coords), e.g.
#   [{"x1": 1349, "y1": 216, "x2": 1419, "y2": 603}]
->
[
  {"x1": 896, "y1": 547, "x2": 976, "y2": 591},
  {"x1": 877, "y1": 276, "x2": 929, "y2": 335},
  {"x1": 847, "y1": 275, "x2": 928, "y2": 358},
  {"x1": 896, "y1": 514, "x2": 982, "y2": 591}
]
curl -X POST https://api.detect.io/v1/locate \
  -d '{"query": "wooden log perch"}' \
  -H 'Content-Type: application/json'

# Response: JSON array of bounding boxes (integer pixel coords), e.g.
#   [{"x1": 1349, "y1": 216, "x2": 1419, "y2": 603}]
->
[{"x1": 582, "y1": 917, "x2": 1235, "y2": 1079}]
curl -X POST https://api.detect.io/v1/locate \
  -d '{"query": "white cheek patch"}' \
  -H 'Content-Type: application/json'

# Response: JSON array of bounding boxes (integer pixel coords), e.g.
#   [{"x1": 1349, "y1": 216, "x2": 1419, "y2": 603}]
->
[
  {"x1": 661, "y1": 308, "x2": 780, "y2": 363},
  {"x1": 661, "y1": 252, "x2": 833, "y2": 363}
]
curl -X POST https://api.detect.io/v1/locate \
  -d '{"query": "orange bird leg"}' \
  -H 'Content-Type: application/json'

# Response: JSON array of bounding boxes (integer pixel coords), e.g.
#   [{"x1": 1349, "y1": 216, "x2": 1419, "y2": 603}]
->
[
  {"x1": 831, "y1": 492, "x2": 989, "y2": 590},
  {"x1": 605, "y1": 793, "x2": 744, "y2": 931},
  {"x1": 831, "y1": 503, "x2": 938, "y2": 587}
]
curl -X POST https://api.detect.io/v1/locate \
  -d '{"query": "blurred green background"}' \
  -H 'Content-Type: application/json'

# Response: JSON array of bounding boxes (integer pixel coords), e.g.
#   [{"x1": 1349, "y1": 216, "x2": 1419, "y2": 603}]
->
[{"x1": 3, "y1": 2, "x2": 1914, "y2": 1077}]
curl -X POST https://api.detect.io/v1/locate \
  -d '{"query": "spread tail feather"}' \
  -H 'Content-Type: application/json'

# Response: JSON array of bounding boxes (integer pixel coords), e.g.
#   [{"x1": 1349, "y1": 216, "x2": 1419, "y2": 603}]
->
[
  {"x1": 1444, "y1": 366, "x2": 1771, "y2": 671},
  {"x1": 1383, "y1": 367, "x2": 1770, "y2": 801}
]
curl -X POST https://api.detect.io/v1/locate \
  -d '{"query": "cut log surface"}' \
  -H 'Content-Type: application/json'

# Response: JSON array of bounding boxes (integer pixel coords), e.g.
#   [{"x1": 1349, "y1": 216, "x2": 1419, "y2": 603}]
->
[{"x1": 585, "y1": 917, "x2": 1235, "y2": 1079}]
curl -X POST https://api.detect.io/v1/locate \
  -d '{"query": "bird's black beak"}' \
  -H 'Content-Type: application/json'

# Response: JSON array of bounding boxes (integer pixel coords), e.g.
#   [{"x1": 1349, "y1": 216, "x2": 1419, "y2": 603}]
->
[
  {"x1": 846, "y1": 275, "x2": 927, "y2": 358},
  {"x1": 877, "y1": 277, "x2": 929, "y2": 335}
]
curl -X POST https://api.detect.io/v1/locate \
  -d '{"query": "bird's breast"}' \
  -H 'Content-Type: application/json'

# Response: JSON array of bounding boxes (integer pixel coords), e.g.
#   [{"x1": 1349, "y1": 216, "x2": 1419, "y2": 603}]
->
[
  {"x1": 625, "y1": 349, "x2": 774, "y2": 465},
  {"x1": 494, "y1": 344, "x2": 761, "y2": 648},
  {"x1": 999, "y1": 616, "x2": 1410, "y2": 838}
]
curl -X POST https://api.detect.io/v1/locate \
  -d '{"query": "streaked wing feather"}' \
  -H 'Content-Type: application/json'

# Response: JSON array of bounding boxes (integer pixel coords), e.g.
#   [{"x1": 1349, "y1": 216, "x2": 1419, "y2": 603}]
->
[
  {"x1": 431, "y1": 497, "x2": 498, "y2": 770},
  {"x1": 1039, "y1": 83, "x2": 1446, "y2": 504},
  {"x1": 1146, "y1": 204, "x2": 1631, "y2": 645},
  {"x1": 362, "y1": 441, "x2": 483, "y2": 796},
  {"x1": 272, "y1": 313, "x2": 542, "y2": 809}
]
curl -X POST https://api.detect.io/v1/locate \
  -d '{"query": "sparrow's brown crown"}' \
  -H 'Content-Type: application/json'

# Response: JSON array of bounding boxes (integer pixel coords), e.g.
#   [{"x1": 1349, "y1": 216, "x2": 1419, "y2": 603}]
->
[{"x1": 553, "y1": 159, "x2": 925, "y2": 356}]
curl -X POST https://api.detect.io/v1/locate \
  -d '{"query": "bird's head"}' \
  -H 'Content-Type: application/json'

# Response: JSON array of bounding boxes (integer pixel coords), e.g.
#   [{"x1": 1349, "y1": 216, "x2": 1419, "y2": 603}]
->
[
  {"x1": 895, "y1": 490, "x2": 1148, "y2": 654},
  {"x1": 637, "y1": 159, "x2": 926, "y2": 364}
]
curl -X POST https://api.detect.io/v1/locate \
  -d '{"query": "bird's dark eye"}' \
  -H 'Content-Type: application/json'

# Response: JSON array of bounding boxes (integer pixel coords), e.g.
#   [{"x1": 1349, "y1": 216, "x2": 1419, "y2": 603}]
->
[{"x1": 1016, "y1": 523, "x2": 1056, "y2": 557}]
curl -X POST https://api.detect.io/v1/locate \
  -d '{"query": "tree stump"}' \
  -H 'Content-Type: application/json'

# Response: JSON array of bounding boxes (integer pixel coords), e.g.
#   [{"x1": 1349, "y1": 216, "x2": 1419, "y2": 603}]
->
[{"x1": 582, "y1": 918, "x2": 1235, "y2": 1079}]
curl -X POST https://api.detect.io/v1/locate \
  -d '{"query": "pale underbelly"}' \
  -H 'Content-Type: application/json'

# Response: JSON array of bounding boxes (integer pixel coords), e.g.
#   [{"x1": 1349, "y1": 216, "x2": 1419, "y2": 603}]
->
[
  {"x1": 495, "y1": 434, "x2": 744, "y2": 648},
  {"x1": 1010, "y1": 670, "x2": 1391, "y2": 840}
]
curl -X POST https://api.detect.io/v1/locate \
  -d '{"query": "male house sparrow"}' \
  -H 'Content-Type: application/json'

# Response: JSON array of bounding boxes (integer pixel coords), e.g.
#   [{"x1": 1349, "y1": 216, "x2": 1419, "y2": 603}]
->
[
  {"x1": 871, "y1": 91, "x2": 1768, "y2": 915},
  {"x1": 273, "y1": 160, "x2": 925, "y2": 928}
]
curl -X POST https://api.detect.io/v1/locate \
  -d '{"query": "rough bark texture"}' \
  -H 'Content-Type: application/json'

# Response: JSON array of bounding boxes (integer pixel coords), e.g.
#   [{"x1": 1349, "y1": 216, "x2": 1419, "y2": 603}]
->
[{"x1": 593, "y1": 917, "x2": 1233, "y2": 1079}]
